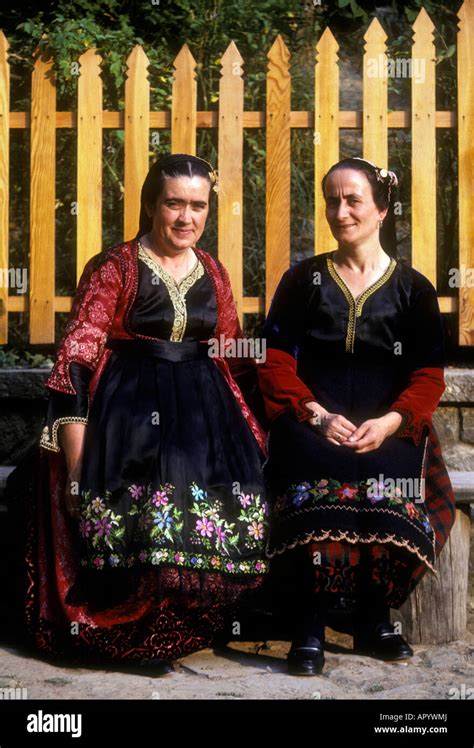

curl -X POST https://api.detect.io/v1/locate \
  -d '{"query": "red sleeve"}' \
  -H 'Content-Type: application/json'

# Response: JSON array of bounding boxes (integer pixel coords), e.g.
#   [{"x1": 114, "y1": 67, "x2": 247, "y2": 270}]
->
[
  {"x1": 389, "y1": 367, "x2": 445, "y2": 447},
  {"x1": 44, "y1": 251, "x2": 123, "y2": 395},
  {"x1": 257, "y1": 348, "x2": 316, "y2": 423},
  {"x1": 388, "y1": 279, "x2": 446, "y2": 446}
]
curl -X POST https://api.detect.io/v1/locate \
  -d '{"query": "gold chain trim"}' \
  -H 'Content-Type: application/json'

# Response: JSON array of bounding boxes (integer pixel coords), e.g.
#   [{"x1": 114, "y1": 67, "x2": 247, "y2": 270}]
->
[
  {"x1": 327, "y1": 255, "x2": 396, "y2": 353},
  {"x1": 327, "y1": 258, "x2": 355, "y2": 352},
  {"x1": 284, "y1": 500, "x2": 435, "y2": 544},
  {"x1": 138, "y1": 240, "x2": 204, "y2": 342},
  {"x1": 266, "y1": 525, "x2": 437, "y2": 573},
  {"x1": 39, "y1": 415, "x2": 89, "y2": 453}
]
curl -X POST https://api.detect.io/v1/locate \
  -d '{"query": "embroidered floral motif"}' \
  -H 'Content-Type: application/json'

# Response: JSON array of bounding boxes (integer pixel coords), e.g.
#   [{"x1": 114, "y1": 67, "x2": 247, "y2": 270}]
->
[
  {"x1": 80, "y1": 490, "x2": 125, "y2": 559},
  {"x1": 277, "y1": 477, "x2": 433, "y2": 530},
  {"x1": 127, "y1": 481, "x2": 184, "y2": 545},
  {"x1": 78, "y1": 480, "x2": 268, "y2": 573},
  {"x1": 189, "y1": 482, "x2": 268, "y2": 555},
  {"x1": 335, "y1": 483, "x2": 359, "y2": 502},
  {"x1": 237, "y1": 491, "x2": 268, "y2": 548}
]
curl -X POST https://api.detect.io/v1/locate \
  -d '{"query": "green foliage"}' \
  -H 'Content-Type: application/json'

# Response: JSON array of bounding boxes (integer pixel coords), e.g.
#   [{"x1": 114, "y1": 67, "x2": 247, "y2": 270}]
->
[
  {"x1": 0, "y1": 0, "x2": 461, "y2": 355},
  {"x1": 336, "y1": 0, "x2": 367, "y2": 19},
  {"x1": 0, "y1": 347, "x2": 53, "y2": 368},
  {"x1": 0, "y1": 348, "x2": 19, "y2": 367}
]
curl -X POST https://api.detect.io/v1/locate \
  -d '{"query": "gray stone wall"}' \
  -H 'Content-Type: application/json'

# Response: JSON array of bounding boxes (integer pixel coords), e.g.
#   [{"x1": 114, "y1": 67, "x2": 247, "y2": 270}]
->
[
  {"x1": 0, "y1": 368, "x2": 49, "y2": 464},
  {"x1": 0, "y1": 366, "x2": 473, "y2": 467},
  {"x1": 434, "y1": 369, "x2": 474, "y2": 472}
]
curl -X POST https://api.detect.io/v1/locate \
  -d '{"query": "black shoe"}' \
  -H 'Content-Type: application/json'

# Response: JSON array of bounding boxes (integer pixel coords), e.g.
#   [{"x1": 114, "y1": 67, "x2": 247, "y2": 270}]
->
[
  {"x1": 287, "y1": 643, "x2": 325, "y2": 676},
  {"x1": 353, "y1": 622, "x2": 413, "y2": 661}
]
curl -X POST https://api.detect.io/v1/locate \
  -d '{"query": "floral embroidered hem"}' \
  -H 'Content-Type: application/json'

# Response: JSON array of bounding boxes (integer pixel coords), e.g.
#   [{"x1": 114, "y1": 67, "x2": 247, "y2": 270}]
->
[
  {"x1": 78, "y1": 480, "x2": 268, "y2": 574},
  {"x1": 266, "y1": 474, "x2": 437, "y2": 570}
]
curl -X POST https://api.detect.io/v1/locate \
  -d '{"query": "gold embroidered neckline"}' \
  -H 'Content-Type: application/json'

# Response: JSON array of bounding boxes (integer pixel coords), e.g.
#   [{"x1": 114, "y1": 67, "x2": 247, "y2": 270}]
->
[
  {"x1": 327, "y1": 253, "x2": 396, "y2": 354},
  {"x1": 137, "y1": 239, "x2": 205, "y2": 342},
  {"x1": 137, "y1": 239, "x2": 200, "y2": 287},
  {"x1": 328, "y1": 252, "x2": 396, "y2": 304}
]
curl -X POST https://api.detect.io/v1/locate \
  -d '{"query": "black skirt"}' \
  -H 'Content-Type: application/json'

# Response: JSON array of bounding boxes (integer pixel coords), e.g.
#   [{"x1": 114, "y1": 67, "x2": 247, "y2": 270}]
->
[{"x1": 77, "y1": 339, "x2": 268, "y2": 579}]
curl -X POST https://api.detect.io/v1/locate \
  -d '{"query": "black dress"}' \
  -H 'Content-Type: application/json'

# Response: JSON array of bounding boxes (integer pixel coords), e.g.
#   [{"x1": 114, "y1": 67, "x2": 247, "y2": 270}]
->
[
  {"x1": 258, "y1": 250, "x2": 453, "y2": 612},
  {"x1": 39, "y1": 242, "x2": 268, "y2": 611}
]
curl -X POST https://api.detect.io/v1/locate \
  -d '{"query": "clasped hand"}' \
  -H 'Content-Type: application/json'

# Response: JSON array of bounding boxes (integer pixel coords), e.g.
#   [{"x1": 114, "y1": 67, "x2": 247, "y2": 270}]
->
[{"x1": 304, "y1": 402, "x2": 402, "y2": 454}]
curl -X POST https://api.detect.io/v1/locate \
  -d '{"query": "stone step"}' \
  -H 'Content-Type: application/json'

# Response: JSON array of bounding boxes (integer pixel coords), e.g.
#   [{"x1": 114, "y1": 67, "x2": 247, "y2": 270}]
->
[{"x1": 448, "y1": 471, "x2": 474, "y2": 502}]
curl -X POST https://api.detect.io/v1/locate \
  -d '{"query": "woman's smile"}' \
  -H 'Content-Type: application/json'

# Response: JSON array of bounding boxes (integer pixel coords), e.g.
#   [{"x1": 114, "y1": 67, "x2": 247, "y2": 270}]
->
[{"x1": 146, "y1": 175, "x2": 210, "y2": 254}]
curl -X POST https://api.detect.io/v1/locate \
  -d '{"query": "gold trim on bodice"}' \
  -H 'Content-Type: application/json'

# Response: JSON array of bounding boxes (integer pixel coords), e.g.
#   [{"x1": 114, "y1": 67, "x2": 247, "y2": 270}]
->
[
  {"x1": 327, "y1": 253, "x2": 397, "y2": 353},
  {"x1": 137, "y1": 240, "x2": 205, "y2": 342}
]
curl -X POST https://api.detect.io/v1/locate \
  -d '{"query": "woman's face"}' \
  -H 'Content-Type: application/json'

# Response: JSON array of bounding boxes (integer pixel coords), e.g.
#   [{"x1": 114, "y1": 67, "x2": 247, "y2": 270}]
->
[
  {"x1": 146, "y1": 175, "x2": 210, "y2": 254},
  {"x1": 324, "y1": 168, "x2": 387, "y2": 248}
]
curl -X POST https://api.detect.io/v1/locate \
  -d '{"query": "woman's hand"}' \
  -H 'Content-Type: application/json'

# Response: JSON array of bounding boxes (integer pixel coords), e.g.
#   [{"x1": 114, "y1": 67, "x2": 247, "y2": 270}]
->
[
  {"x1": 341, "y1": 412, "x2": 403, "y2": 454},
  {"x1": 304, "y1": 401, "x2": 357, "y2": 446}
]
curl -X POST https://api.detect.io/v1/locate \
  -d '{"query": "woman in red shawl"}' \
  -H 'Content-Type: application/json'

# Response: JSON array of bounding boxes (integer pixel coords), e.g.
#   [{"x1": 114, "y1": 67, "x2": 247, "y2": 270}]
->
[
  {"x1": 258, "y1": 158, "x2": 455, "y2": 676},
  {"x1": 7, "y1": 153, "x2": 268, "y2": 671}
]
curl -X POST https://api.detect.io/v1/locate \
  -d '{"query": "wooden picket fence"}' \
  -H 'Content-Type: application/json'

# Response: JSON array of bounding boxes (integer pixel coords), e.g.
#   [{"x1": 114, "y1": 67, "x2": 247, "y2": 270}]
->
[{"x1": 0, "y1": 1, "x2": 473, "y2": 346}]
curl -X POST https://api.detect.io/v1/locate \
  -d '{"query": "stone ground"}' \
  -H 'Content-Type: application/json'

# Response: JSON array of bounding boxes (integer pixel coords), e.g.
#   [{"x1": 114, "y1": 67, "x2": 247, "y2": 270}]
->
[
  {"x1": 0, "y1": 522, "x2": 472, "y2": 701},
  {"x1": 0, "y1": 628, "x2": 473, "y2": 701}
]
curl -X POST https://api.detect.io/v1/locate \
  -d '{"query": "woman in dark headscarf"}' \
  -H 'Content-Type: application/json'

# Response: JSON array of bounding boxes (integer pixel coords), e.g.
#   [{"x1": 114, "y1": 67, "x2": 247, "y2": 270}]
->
[
  {"x1": 9, "y1": 153, "x2": 268, "y2": 670},
  {"x1": 258, "y1": 157, "x2": 455, "y2": 675}
]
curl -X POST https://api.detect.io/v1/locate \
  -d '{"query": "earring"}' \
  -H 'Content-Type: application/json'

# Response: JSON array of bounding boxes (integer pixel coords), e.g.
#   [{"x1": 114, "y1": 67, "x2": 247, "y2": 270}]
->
[{"x1": 378, "y1": 219, "x2": 384, "y2": 228}]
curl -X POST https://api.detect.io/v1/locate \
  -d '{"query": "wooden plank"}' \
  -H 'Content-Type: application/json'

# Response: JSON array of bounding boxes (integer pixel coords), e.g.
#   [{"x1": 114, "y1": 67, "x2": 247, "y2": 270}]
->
[
  {"x1": 242, "y1": 296, "x2": 265, "y2": 314},
  {"x1": 411, "y1": 9, "x2": 437, "y2": 287},
  {"x1": 124, "y1": 45, "x2": 150, "y2": 243},
  {"x1": 396, "y1": 507, "x2": 470, "y2": 643},
  {"x1": 8, "y1": 110, "x2": 457, "y2": 130},
  {"x1": 0, "y1": 31, "x2": 9, "y2": 343},
  {"x1": 363, "y1": 18, "x2": 388, "y2": 167},
  {"x1": 171, "y1": 44, "x2": 196, "y2": 154},
  {"x1": 438, "y1": 297, "x2": 458, "y2": 314},
  {"x1": 457, "y1": 0, "x2": 474, "y2": 345},
  {"x1": 266, "y1": 35, "x2": 291, "y2": 315},
  {"x1": 29, "y1": 44, "x2": 56, "y2": 343},
  {"x1": 218, "y1": 42, "x2": 244, "y2": 321},
  {"x1": 315, "y1": 27, "x2": 339, "y2": 256},
  {"x1": 77, "y1": 48, "x2": 102, "y2": 282}
]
